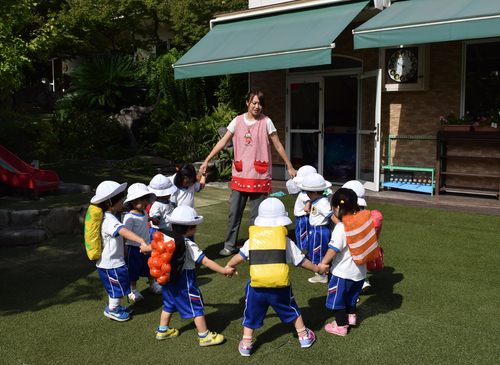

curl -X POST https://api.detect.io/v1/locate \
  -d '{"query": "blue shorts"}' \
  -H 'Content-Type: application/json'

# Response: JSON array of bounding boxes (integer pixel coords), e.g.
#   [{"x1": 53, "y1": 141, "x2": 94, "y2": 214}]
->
[
  {"x1": 97, "y1": 266, "x2": 131, "y2": 298},
  {"x1": 126, "y1": 246, "x2": 150, "y2": 281},
  {"x1": 162, "y1": 269, "x2": 204, "y2": 319},
  {"x1": 149, "y1": 227, "x2": 158, "y2": 244},
  {"x1": 325, "y1": 275, "x2": 363, "y2": 310},
  {"x1": 308, "y1": 225, "x2": 329, "y2": 264},
  {"x1": 295, "y1": 215, "x2": 309, "y2": 250},
  {"x1": 242, "y1": 280, "x2": 301, "y2": 329}
]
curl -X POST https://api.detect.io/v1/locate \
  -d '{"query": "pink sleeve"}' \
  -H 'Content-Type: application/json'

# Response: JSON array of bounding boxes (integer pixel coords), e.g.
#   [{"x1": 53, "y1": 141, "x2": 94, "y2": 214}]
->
[{"x1": 371, "y1": 210, "x2": 383, "y2": 238}]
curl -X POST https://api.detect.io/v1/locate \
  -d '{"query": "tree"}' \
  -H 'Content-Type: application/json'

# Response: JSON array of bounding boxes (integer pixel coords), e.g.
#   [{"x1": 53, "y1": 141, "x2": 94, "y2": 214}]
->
[{"x1": 0, "y1": 0, "x2": 58, "y2": 94}]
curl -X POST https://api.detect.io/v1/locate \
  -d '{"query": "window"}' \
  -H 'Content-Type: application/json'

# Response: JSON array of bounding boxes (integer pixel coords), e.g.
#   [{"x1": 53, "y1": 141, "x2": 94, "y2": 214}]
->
[{"x1": 464, "y1": 40, "x2": 500, "y2": 117}]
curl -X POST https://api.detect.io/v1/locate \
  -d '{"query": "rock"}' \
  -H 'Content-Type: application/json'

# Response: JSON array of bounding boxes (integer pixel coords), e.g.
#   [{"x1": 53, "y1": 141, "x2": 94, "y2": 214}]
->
[
  {"x1": 0, "y1": 209, "x2": 11, "y2": 228},
  {"x1": 0, "y1": 228, "x2": 47, "y2": 246},
  {"x1": 58, "y1": 182, "x2": 92, "y2": 194},
  {"x1": 11, "y1": 210, "x2": 40, "y2": 227},
  {"x1": 43, "y1": 207, "x2": 77, "y2": 235}
]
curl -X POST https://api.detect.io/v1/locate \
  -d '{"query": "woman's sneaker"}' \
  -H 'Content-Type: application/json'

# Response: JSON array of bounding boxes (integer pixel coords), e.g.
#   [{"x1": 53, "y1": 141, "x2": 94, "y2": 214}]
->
[
  {"x1": 348, "y1": 314, "x2": 357, "y2": 326},
  {"x1": 238, "y1": 340, "x2": 253, "y2": 356},
  {"x1": 128, "y1": 288, "x2": 144, "y2": 302},
  {"x1": 156, "y1": 327, "x2": 179, "y2": 340},
  {"x1": 103, "y1": 305, "x2": 130, "y2": 322},
  {"x1": 199, "y1": 331, "x2": 224, "y2": 346},
  {"x1": 298, "y1": 328, "x2": 315, "y2": 348},
  {"x1": 325, "y1": 321, "x2": 348, "y2": 336}
]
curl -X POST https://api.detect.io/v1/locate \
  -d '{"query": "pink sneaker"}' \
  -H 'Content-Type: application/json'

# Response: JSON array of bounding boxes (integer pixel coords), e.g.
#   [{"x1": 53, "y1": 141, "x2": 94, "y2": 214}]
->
[
  {"x1": 298, "y1": 328, "x2": 315, "y2": 348},
  {"x1": 325, "y1": 321, "x2": 348, "y2": 336},
  {"x1": 348, "y1": 314, "x2": 357, "y2": 326}
]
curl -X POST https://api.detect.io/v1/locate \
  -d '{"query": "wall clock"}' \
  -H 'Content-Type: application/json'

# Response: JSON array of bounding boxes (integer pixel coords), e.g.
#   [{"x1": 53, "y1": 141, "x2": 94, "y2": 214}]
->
[{"x1": 387, "y1": 48, "x2": 418, "y2": 83}]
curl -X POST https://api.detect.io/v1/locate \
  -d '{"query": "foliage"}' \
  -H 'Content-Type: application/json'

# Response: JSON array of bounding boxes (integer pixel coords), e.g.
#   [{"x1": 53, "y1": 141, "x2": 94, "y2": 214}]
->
[
  {"x1": 158, "y1": 0, "x2": 247, "y2": 50},
  {"x1": 216, "y1": 149, "x2": 233, "y2": 181},
  {"x1": 114, "y1": 158, "x2": 156, "y2": 175},
  {"x1": 439, "y1": 111, "x2": 473, "y2": 125},
  {"x1": 0, "y1": 111, "x2": 59, "y2": 161},
  {"x1": 0, "y1": 0, "x2": 59, "y2": 93},
  {"x1": 67, "y1": 54, "x2": 146, "y2": 113},
  {"x1": 151, "y1": 103, "x2": 237, "y2": 163},
  {"x1": 52, "y1": 97, "x2": 127, "y2": 159}
]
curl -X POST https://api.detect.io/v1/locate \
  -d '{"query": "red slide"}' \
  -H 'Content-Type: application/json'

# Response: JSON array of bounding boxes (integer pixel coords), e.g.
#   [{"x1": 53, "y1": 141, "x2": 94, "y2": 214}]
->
[{"x1": 0, "y1": 144, "x2": 59, "y2": 197}]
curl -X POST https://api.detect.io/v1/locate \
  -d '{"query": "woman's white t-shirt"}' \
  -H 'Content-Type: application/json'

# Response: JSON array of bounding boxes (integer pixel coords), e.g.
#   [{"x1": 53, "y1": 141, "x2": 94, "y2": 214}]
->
[{"x1": 226, "y1": 114, "x2": 277, "y2": 135}]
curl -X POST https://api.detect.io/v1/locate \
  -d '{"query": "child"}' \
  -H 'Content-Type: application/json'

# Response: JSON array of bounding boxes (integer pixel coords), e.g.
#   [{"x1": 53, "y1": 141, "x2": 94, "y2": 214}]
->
[
  {"x1": 290, "y1": 165, "x2": 317, "y2": 250},
  {"x1": 91, "y1": 180, "x2": 148, "y2": 322},
  {"x1": 298, "y1": 173, "x2": 333, "y2": 284},
  {"x1": 141, "y1": 205, "x2": 235, "y2": 346},
  {"x1": 341, "y1": 180, "x2": 383, "y2": 290},
  {"x1": 148, "y1": 174, "x2": 177, "y2": 241},
  {"x1": 318, "y1": 188, "x2": 366, "y2": 336},
  {"x1": 225, "y1": 198, "x2": 318, "y2": 356},
  {"x1": 170, "y1": 164, "x2": 206, "y2": 209},
  {"x1": 123, "y1": 183, "x2": 162, "y2": 301}
]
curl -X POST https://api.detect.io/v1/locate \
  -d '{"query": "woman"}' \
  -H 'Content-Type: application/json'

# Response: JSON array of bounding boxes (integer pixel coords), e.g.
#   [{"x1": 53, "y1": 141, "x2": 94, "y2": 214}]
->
[{"x1": 199, "y1": 90, "x2": 297, "y2": 256}]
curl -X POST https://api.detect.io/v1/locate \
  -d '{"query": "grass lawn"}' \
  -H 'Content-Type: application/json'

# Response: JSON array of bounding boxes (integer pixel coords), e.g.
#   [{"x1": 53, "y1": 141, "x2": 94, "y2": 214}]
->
[{"x1": 1, "y1": 185, "x2": 500, "y2": 364}]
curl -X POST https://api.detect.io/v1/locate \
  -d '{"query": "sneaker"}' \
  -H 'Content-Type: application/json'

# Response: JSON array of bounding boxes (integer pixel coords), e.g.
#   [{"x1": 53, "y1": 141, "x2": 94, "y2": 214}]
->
[
  {"x1": 119, "y1": 306, "x2": 133, "y2": 314},
  {"x1": 128, "y1": 288, "x2": 144, "y2": 302},
  {"x1": 298, "y1": 328, "x2": 315, "y2": 348},
  {"x1": 150, "y1": 281, "x2": 162, "y2": 295},
  {"x1": 348, "y1": 314, "x2": 357, "y2": 326},
  {"x1": 308, "y1": 273, "x2": 328, "y2": 283},
  {"x1": 362, "y1": 278, "x2": 371, "y2": 291},
  {"x1": 199, "y1": 331, "x2": 224, "y2": 347},
  {"x1": 104, "y1": 305, "x2": 130, "y2": 322},
  {"x1": 325, "y1": 321, "x2": 348, "y2": 336},
  {"x1": 238, "y1": 340, "x2": 253, "y2": 356},
  {"x1": 219, "y1": 248, "x2": 236, "y2": 257},
  {"x1": 156, "y1": 327, "x2": 179, "y2": 340}
]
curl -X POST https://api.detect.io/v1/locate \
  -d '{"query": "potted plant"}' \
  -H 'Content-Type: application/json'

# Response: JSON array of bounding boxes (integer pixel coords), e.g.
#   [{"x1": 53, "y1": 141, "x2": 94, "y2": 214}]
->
[
  {"x1": 439, "y1": 111, "x2": 473, "y2": 131},
  {"x1": 473, "y1": 111, "x2": 499, "y2": 131}
]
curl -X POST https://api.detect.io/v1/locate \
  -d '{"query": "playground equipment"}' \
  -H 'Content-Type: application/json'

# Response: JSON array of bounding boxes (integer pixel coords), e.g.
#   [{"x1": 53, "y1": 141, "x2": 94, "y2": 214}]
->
[{"x1": 0, "y1": 145, "x2": 59, "y2": 196}]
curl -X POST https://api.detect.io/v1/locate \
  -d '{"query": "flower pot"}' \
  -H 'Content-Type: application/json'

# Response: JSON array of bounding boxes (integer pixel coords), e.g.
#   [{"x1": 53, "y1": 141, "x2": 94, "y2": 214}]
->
[
  {"x1": 443, "y1": 125, "x2": 472, "y2": 131},
  {"x1": 474, "y1": 125, "x2": 499, "y2": 132}
]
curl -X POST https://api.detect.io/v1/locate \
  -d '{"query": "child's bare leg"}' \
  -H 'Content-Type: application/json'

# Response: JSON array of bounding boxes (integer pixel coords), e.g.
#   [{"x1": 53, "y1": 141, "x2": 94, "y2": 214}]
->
[
  {"x1": 160, "y1": 310, "x2": 173, "y2": 327},
  {"x1": 292, "y1": 315, "x2": 305, "y2": 330},
  {"x1": 243, "y1": 327, "x2": 254, "y2": 337},
  {"x1": 193, "y1": 315, "x2": 208, "y2": 333},
  {"x1": 130, "y1": 280, "x2": 137, "y2": 287}
]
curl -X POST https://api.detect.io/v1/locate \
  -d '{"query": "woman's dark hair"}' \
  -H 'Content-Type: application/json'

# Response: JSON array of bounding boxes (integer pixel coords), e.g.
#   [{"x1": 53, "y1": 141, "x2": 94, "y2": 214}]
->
[
  {"x1": 330, "y1": 188, "x2": 358, "y2": 221},
  {"x1": 97, "y1": 191, "x2": 125, "y2": 211},
  {"x1": 247, "y1": 89, "x2": 265, "y2": 108},
  {"x1": 172, "y1": 224, "x2": 196, "y2": 236},
  {"x1": 173, "y1": 164, "x2": 197, "y2": 188}
]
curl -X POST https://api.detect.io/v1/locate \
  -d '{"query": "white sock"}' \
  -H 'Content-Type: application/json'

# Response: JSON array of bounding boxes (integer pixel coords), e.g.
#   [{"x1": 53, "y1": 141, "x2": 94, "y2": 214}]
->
[{"x1": 108, "y1": 297, "x2": 121, "y2": 310}]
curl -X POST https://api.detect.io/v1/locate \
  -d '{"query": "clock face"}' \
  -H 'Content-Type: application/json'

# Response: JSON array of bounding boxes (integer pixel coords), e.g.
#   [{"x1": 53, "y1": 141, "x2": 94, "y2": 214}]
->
[{"x1": 387, "y1": 49, "x2": 418, "y2": 83}]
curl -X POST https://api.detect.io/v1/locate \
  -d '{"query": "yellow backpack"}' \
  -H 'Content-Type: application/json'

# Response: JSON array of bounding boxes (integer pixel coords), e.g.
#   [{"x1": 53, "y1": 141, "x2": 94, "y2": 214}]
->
[
  {"x1": 249, "y1": 226, "x2": 289, "y2": 288},
  {"x1": 84, "y1": 204, "x2": 103, "y2": 260}
]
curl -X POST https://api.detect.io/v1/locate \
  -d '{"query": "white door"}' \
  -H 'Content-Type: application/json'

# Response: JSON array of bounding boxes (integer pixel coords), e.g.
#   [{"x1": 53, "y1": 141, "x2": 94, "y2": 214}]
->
[
  {"x1": 286, "y1": 77, "x2": 324, "y2": 177},
  {"x1": 357, "y1": 69, "x2": 382, "y2": 191}
]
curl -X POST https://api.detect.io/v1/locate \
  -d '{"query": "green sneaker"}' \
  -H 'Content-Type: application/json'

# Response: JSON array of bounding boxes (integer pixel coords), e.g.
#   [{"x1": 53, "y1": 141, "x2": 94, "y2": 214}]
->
[
  {"x1": 199, "y1": 331, "x2": 224, "y2": 347},
  {"x1": 156, "y1": 327, "x2": 179, "y2": 340}
]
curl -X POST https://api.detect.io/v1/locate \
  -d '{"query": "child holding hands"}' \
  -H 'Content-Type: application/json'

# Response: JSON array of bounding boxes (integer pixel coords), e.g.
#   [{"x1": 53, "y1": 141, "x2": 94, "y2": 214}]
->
[
  {"x1": 298, "y1": 173, "x2": 333, "y2": 284},
  {"x1": 225, "y1": 198, "x2": 318, "y2": 356},
  {"x1": 141, "y1": 205, "x2": 235, "y2": 346},
  {"x1": 148, "y1": 174, "x2": 177, "y2": 240},
  {"x1": 123, "y1": 183, "x2": 162, "y2": 301},
  {"x1": 318, "y1": 188, "x2": 366, "y2": 336},
  {"x1": 91, "y1": 181, "x2": 149, "y2": 322}
]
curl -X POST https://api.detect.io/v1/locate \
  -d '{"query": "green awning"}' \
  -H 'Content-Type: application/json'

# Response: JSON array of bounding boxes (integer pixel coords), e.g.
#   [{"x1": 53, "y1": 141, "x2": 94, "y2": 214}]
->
[
  {"x1": 353, "y1": 0, "x2": 500, "y2": 49},
  {"x1": 173, "y1": 1, "x2": 369, "y2": 79}
]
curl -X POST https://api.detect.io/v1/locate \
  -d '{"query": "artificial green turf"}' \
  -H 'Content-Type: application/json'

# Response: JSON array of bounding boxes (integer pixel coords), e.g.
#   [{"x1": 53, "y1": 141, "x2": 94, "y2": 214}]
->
[{"x1": 1, "y1": 189, "x2": 499, "y2": 364}]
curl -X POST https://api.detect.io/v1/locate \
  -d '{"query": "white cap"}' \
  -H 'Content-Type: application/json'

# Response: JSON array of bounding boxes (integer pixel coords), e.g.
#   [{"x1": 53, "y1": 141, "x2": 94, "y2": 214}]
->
[
  {"x1": 342, "y1": 180, "x2": 366, "y2": 206},
  {"x1": 254, "y1": 198, "x2": 292, "y2": 227},
  {"x1": 148, "y1": 174, "x2": 177, "y2": 197},
  {"x1": 298, "y1": 173, "x2": 332, "y2": 192},
  {"x1": 166, "y1": 205, "x2": 203, "y2": 225},
  {"x1": 292, "y1": 165, "x2": 317, "y2": 184},
  {"x1": 124, "y1": 183, "x2": 156, "y2": 206},
  {"x1": 91, "y1": 181, "x2": 127, "y2": 204}
]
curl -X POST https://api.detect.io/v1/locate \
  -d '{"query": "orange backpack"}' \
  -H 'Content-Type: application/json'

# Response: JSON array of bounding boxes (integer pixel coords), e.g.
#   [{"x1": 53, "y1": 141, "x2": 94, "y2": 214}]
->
[{"x1": 343, "y1": 210, "x2": 380, "y2": 265}]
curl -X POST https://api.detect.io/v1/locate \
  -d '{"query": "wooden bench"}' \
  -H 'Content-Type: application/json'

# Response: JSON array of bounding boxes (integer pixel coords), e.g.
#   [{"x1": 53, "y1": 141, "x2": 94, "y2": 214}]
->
[{"x1": 381, "y1": 135, "x2": 437, "y2": 195}]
